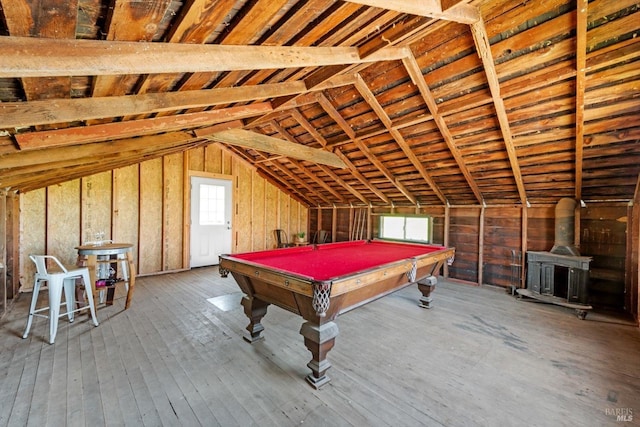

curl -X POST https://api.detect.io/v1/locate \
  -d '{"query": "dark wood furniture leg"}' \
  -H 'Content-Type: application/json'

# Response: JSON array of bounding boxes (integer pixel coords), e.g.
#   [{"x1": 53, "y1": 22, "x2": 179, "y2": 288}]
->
[
  {"x1": 299, "y1": 321, "x2": 339, "y2": 389},
  {"x1": 417, "y1": 276, "x2": 438, "y2": 309},
  {"x1": 241, "y1": 296, "x2": 269, "y2": 343}
]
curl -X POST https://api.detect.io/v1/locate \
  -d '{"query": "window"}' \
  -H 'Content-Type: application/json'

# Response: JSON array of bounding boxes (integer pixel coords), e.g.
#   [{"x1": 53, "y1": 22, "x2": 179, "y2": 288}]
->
[
  {"x1": 379, "y1": 215, "x2": 432, "y2": 243},
  {"x1": 199, "y1": 184, "x2": 226, "y2": 225}
]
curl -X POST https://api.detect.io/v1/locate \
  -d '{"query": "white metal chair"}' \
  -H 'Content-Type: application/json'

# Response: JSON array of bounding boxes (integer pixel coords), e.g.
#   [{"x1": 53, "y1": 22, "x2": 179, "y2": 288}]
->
[{"x1": 23, "y1": 255, "x2": 99, "y2": 344}]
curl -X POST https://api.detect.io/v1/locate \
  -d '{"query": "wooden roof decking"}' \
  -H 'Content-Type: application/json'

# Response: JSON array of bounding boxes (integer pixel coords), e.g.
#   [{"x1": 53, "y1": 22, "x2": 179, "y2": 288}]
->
[{"x1": 0, "y1": 0, "x2": 638, "y2": 206}]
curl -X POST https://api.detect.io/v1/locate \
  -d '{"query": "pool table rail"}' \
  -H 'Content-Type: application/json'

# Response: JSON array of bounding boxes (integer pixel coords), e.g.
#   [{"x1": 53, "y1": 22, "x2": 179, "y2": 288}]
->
[{"x1": 217, "y1": 242, "x2": 455, "y2": 389}]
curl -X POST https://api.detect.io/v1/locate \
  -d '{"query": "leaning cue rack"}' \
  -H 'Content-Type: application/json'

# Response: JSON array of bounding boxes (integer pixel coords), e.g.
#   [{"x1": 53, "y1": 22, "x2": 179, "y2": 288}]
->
[{"x1": 351, "y1": 208, "x2": 367, "y2": 240}]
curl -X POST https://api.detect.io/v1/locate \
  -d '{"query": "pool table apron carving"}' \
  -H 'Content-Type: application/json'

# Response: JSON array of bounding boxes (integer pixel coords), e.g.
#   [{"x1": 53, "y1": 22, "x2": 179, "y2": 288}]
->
[{"x1": 219, "y1": 241, "x2": 455, "y2": 389}]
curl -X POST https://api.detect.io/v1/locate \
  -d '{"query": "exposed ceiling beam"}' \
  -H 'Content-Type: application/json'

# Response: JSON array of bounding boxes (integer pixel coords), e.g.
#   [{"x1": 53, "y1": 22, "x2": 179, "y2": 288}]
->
[
  {"x1": 316, "y1": 92, "x2": 418, "y2": 204},
  {"x1": 0, "y1": 82, "x2": 304, "y2": 128},
  {"x1": 316, "y1": 164, "x2": 370, "y2": 205},
  {"x1": 0, "y1": 131, "x2": 205, "y2": 191},
  {"x1": 470, "y1": 19, "x2": 528, "y2": 206},
  {"x1": 401, "y1": 54, "x2": 484, "y2": 204},
  {"x1": 353, "y1": 74, "x2": 448, "y2": 204},
  {"x1": 271, "y1": 14, "x2": 430, "y2": 110},
  {"x1": 288, "y1": 158, "x2": 348, "y2": 203},
  {"x1": 334, "y1": 149, "x2": 391, "y2": 205},
  {"x1": 0, "y1": 131, "x2": 199, "y2": 171},
  {"x1": 269, "y1": 111, "x2": 370, "y2": 205},
  {"x1": 574, "y1": 0, "x2": 588, "y2": 202},
  {"x1": 316, "y1": 93, "x2": 358, "y2": 140},
  {"x1": 353, "y1": 139, "x2": 418, "y2": 205},
  {"x1": 14, "y1": 104, "x2": 270, "y2": 150},
  {"x1": 3, "y1": 0, "x2": 76, "y2": 130},
  {"x1": 268, "y1": 160, "x2": 333, "y2": 206},
  {"x1": 290, "y1": 109, "x2": 329, "y2": 148},
  {"x1": 200, "y1": 129, "x2": 346, "y2": 169},
  {"x1": 218, "y1": 143, "x2": 314, "y2": 206},
  {"x1": 14, "y1": 141, "x2": 205, "y2": 193},
  {"x1": 345, "y1": 0, "x2": 480, "y2": 24},
  {"x1": 267, "y1": 119, "x2": 354, "y2": 204},
  {"x1": 87, "y1": 0, "x2": 173, "y2": 125},
  {"x1": 0, "y1": 36, "x2": 400, "y2": 78},
  {"x1": 441, "y1": 0, "x2": 469, "y2": 11}
]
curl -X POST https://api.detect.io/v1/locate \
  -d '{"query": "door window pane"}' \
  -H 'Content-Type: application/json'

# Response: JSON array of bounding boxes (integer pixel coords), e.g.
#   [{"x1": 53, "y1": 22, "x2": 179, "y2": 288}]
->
[{"x1": 199, "y1": 184, "x2": 225, "y2": 225}]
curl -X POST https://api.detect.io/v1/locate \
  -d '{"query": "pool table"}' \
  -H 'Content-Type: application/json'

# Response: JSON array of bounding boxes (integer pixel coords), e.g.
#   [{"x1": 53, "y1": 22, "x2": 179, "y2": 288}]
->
[{"x1": 219, "y1": 239, "x2": 455, "y2": 389}]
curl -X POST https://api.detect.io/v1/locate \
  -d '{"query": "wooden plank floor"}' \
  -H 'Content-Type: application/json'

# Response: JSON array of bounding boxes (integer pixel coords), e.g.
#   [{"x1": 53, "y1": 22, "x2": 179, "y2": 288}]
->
[{"x1": 1, "y1": 267, "x2": 639, "y2": 426}]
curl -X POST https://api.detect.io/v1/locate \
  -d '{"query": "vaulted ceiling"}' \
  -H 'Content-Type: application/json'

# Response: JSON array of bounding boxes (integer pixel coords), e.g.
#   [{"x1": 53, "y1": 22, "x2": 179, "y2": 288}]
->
[{"x1": 0, "y1": 0, "x2": 638, "y2": 207}]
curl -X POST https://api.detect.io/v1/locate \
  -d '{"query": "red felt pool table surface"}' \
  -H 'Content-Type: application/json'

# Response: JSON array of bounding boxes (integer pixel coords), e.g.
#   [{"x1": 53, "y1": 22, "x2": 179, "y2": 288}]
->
[{"x1": 228, "y1": 240, "x2": 447, "y2": 281}]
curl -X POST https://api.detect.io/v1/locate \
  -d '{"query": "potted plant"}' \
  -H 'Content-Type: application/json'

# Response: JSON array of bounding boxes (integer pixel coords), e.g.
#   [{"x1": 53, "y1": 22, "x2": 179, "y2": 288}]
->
[{"x1": 295, "y1": 231, "x2": 306, "y2": 243}]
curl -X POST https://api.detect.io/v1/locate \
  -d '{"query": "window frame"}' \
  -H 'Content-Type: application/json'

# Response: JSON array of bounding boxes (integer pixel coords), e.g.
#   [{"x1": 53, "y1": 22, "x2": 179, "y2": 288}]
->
[{"x1": 378, "y1": 214, "x2": 433, "y2": 243}]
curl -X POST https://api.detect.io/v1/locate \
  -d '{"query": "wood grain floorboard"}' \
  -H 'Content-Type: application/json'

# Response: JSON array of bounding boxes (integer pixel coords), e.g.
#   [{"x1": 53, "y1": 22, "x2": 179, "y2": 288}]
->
[{"x1": 0, "y1": 267, "x2": 638, "y2": 426}]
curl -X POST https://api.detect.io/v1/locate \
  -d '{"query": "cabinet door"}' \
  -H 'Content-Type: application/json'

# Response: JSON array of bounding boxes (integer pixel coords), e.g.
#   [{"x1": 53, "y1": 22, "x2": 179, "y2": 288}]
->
[
  {"x1": 541, "y1": 264, "x2": 554, "y2": 295},
  {"x1": 527, "y1": 261, "x2": 541, "y2": 293},
  {"x1": 567, "y1": 268, "x2": 589, "y2": 304}
]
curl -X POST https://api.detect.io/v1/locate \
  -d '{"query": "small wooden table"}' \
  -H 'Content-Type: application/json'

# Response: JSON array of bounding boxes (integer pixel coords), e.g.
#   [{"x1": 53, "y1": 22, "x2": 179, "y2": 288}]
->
[{"x1": 76, "y1": 243, "x2": 136, "y2": 309}]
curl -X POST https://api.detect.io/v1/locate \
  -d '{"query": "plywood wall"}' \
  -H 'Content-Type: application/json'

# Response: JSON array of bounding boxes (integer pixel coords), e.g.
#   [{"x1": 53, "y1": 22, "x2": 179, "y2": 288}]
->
[{"x1": 18, "y1": 143, "x2": 308, "y2": 288}]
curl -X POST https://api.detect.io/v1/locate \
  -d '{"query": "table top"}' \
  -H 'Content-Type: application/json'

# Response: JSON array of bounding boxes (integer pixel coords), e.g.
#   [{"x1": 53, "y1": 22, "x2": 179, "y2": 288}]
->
[
  {"x1": 75, "y1": 242, "x2": 133, "y2": 255},
  {"x1": 222, "y1": 240, "x2": 451, "y2": 281}
]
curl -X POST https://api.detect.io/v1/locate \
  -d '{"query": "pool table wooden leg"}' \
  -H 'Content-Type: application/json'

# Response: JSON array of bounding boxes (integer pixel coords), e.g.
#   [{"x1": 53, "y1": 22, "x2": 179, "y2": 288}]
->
[
  {"x1": 241, "y1": 296, "x2": 269, "y2": 343},
  {"x1": 300, "y1": 321, "x2": 339, "y2": 389},
  {"x1": 417, "y1": 276, "x2": 438, "y2": 309}
]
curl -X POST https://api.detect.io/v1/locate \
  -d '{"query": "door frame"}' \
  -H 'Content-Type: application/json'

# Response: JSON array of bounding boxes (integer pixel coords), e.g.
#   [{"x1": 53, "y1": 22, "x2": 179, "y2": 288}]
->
[{"x1": 186, "y1": 171, "x2": 234, "y2": 269}]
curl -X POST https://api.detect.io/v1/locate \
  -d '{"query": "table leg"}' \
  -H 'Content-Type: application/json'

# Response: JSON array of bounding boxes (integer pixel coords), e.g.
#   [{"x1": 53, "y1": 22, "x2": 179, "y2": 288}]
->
[
  {"x1": 417, "y1": 276, "x2": 438, "y2": 309},
  {"x1": 300, "y1": 321, "x2": 339, "y2": 389},
  {"x1": 86, "y1": 255, "x2": 99, "y2": 309},
  {"x1": 125, "y1": 252, "x2": 136, "y2": 309},
  {"x1": 241, "y1": 296, "x2": 269, "y2": 343}
]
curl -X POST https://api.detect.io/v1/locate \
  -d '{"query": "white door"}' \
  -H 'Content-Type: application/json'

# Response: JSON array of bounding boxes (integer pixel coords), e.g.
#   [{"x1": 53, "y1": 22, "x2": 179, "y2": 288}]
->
[{"x1": 190, "y1": 177, "x2": 232, "y2": 267}]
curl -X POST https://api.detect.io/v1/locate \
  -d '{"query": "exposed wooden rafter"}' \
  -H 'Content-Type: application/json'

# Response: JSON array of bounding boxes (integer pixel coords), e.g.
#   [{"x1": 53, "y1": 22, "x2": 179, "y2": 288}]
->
[
  {"x1": 14, "y1": 104, "x2": 270, "y2": 150},
  {"x1": 0, "y1": 0, "x2": 637, "y2": 206},
  {"x1": 89, "y1": 0, "x2": 171, "y2": 99},
  {"x1": 353, "y1": 74, "x2": 448, "y2": 204},
  {"x1": 200, "y1": 129, "x2": 346, "y2": 169},
  {"x1": 268, "y1": 118, "x2": 368, "y2": 203},
  {"x1": 344, "y1": 0, "x2": 480, "y2": 24},
  {"x1": 353, "y1": 139, "x2": 418, "y2": 205},
  {"x1": 267, "y1": 159, "x2": 333, "y2": 206},
  {"x1": 0, "y1": 131, "x2": 205, "y2": 190},
  {"x1": 316, "y1": 92, "x2": 419, "y2": 204},
  {"x1": 574, "y1": 0, "x2": 588, "y2": 203},
  {"x1": 470, "y1": 19, "x2": 528, "y2": 206},
  {"x1": 316, "y1": 164, "x2": 370, "y2": 205},
  {"x1": 0, "y1": 83, "x2": 303, "y2": 128},
  {"x1": 401, "y1": 54, "x2": 484, "y2": 204},
  {"x1": 288, "y1": 158, "x2": 348, "y2": 204},
  {"x1": 3, "y1": 0, "x2": 76, "y2": 129},
  {"x1": 289, "y1": 109, "x2": 329, "y2": 148},
  {"x1": 334, "y1": 149, "x2": 391, "y2": 205},
  {"x1": 220, "y1": 143, "x2": 314, "y2": 206},
  {"x1": 0, "y1": 36, "x2": 399, "y2": 78}
]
